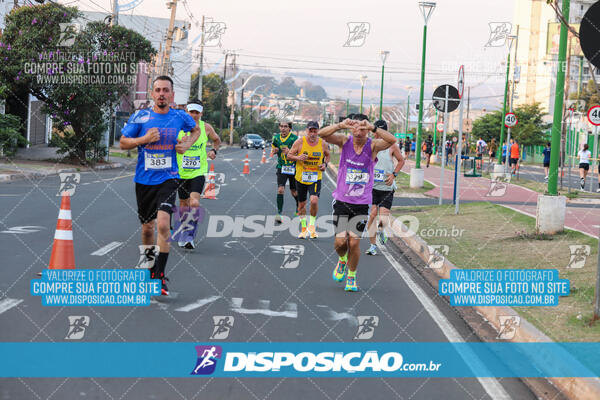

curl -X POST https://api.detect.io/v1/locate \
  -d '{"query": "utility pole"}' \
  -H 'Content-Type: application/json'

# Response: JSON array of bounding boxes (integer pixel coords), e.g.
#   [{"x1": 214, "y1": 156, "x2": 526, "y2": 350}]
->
[
  {"x1": 548, "y1": 0, "x2": 570, "y2": 195},
  {"x1": 161, "y1": 0, "x2": 178, "y2": 76},
  {"x1": 197, "y1": 15, "x2": 205, "y2": 101},
  {"x1": 465, "y1": 86, "x2": 471, "y2": 153},
  {"x1": 219, "y1": 51, "x2": 230, "y2": 132},
  {"x1": 240, "y1": 78, "x2": 245, "y2": 130},
  {"x1": 560, "y1": 34, "x2": 574, "y2": 189},
  {"x1": 229, "y1": 53, "x2": 237, "y2": 146},
  {"x1": 111, "y1": 0, "x2": 118, "y2": 26}
]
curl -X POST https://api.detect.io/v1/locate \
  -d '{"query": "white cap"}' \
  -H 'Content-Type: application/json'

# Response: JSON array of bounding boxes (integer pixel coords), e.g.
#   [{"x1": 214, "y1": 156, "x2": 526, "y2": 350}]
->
[{"x1": 187, "y1": 103, "x2": 203, "y2": 113}]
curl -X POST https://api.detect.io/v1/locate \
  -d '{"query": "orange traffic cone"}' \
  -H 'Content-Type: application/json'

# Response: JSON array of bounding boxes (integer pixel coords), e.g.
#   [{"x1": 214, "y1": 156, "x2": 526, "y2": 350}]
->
[
  {"x1": 242, "y1": 154, "x2": 250, "y2": 174},
  {"x1": 202, "y1": 163, "x2": 217, "y2": 199},
  {"x1": 260, "y1": 149, "x2": 267, "y2": 164},
  {"x1": 48, "y1": 192, "x2": 75, "y2": 270}
]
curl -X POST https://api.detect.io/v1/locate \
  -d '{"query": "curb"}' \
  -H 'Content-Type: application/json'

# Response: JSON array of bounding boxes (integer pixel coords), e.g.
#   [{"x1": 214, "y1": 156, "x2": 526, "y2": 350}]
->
[
  {"x1": 327, "y1": 160, "x2": 600, "y2": 399},
  {"x1": 0, "y1": 162, "x2": 124, "y2": 183},
  {"x1": 390, "y1": 221, "x2": 600, "y2": 400}
]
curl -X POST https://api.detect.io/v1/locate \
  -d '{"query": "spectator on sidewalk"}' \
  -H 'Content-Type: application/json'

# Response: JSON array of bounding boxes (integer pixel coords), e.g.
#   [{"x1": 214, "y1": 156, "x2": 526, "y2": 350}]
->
[
  {"x1": 510, "y1": 139, "x2": 520, "y2": 175},
  {"x1": 410, "y1": 140, "x2": 416, "y2": 158},
  {"x1": 501, "y1": 142, "x2": 508, "y2": 164},
  {"x1": 445, "y1": 140, "x2": 453, "y2": 166},
  {"x1": 542, "y1": 142, "x2": 551, "y2": 182},
  {"x1": 476, "y1": 137, "x2": 487, "y2": 169},
  {"x1": 578, "y1": 143, "x2": 591, "y2": 190},
  {"x1": 403, "y1": 138, "x2": 410, "y2": 158},
  {"x1": 488, "y1": 138, "x2": 497, "y2": 165},
  {"x1": 423, "y1": 135, "x2": 433, "y2": 167}
]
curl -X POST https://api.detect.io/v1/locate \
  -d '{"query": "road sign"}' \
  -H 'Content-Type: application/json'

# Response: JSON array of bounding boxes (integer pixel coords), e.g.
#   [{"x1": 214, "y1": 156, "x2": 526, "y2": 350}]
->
[
  {"x1": 580, "y1": 1, "x2": 600, "y2": 69},
  {"x1": 504, "y1": 112, "x2": 518, "y2": 128},
  {"x1": 587, "y1": 105, "x2": 600, "y2": 126},
  {"x1": 457, "y1": 65, "x2": 465, "y2": 99},
  {"x1": 437, "y1": 122, "x2": 444, "y2": 133},
  {"x1": 432, "y1": 85, "x2": 460, "y2": 113},
  {"x1": 463, "y1": 118, "x2": 472, "y2": 133}
]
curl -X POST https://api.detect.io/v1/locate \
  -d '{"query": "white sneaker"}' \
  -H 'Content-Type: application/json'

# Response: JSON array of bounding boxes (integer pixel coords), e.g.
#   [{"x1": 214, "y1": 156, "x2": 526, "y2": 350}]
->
[
  {"x1": 184, "y1": 241, "x2": 195, "y2": 250},
  {"x1": 178, "y1": 241, "x2": 186, "y2": 248}
]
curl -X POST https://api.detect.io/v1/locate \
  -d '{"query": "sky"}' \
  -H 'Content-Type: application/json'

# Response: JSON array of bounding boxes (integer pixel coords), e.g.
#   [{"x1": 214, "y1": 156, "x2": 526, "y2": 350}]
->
[{"x1": 69, "y1": 0, "x2": 515, "y2": 109}]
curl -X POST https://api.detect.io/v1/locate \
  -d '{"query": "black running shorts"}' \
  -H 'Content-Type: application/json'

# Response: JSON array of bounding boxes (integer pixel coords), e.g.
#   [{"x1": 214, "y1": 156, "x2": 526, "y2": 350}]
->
[
  {"x1": 296, "y1": 180, "x2": 322, "y2": 203},
  {"x1": 135, "y1": 179, "x2": 180, "y2": 224},
  {"x1": 178, "y1": 175, "x2": 206, "y2": 200}
]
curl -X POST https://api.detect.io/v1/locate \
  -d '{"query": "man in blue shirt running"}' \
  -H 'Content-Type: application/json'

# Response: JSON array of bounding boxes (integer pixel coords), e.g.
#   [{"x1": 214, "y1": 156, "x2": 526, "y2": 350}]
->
[
  {"x1": 542, "y1": 142, "x2": 551, "y2": 182},
  {"x1": 120, "y1": 75, "x2": 200, "y2": 296}
]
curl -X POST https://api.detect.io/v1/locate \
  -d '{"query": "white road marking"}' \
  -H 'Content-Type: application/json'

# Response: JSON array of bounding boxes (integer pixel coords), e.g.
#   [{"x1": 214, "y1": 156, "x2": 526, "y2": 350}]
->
[
  {"x1": 0, "y1": 298, "x2": 23, "y2": 314},
  {"x1": 230, "y1": 297, "x2": 297, "y2": 318},
  {"x1": 175, "y1": 295, "x2": 221, "y2": 312},
  {"x1": 1, "y1": 226, "x2": 45, "y2": 234},
  {"x1": 323, "y1": 170, "x2": 509, "y2": 399},
  {"x1": 0, "y1": 194, "x2": 20, "y2": 196},
  {"x1": 316, "y1": 305, "x2": 357, "y2": 326},
  {"x1": 150, "y1": 298, "x2": 170, "y2": 310},
  {"x1": 91, "y1": 241, "x2": 123, "y2": 256},
  {"x1": 379, "y1": 245, "x2": 510, "y2": 399}
]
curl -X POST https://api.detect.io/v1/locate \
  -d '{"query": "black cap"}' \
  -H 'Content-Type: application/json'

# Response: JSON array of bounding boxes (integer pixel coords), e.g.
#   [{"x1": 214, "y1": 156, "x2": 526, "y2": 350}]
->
[
  {"x1": 374, "y1": 119, "x2": 388, "y2": 131},
  {"x1": 307, "y1": 121, "x2": 319, "y2": 130}
]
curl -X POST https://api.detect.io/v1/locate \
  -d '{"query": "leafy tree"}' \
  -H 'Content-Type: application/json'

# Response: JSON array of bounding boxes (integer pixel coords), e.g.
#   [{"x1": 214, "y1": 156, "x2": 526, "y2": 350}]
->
[
  {"x1": 190, "y1": 72, "x2": 231, "y2": 131},
  {"x1": 276, "y1": 76, "x2": 299, "y2": 97},
  {"x1": 570, "y1": 79, "x2": 600, "y2": 110},
  {"x1": 0, "y1": 3, "x2": 154, "y2": 164},
  {"x1": 301, "y1": 81, "x2": 327, "y2": 101},
  {"x1": 239, "y1": 116, "x2": 278, "y2": 140},
  {"x1": 471, "y1": 103, "x2": 549, "y2": 146},
  {"x1": 244, "y1": 75, "x2": 277, "y2": 95},
  {"x1": 0, "y1": 113, "x2": 26, "y2": 156}
]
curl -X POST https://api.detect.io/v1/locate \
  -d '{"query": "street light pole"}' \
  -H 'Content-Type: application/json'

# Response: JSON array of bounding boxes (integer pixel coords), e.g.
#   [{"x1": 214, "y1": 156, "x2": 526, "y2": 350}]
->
[
  {"x1": 497, "y1": 35, "x2": 516, "y2": 162},
  {"x1": 415, "y1": 1, "x2": 435, "y2": 171},
  {"x1": 359, "y1": 75, "x2": 367, "y2": 114},
  {"x1": 379, "y1": 51, "x2": 389, "y2": 120}
]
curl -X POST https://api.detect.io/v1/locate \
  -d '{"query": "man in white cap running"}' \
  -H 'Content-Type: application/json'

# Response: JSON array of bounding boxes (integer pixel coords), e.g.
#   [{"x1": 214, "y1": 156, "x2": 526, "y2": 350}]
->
[{"x1": 176, "y1": 99, "x2": 221, "y2": 249}]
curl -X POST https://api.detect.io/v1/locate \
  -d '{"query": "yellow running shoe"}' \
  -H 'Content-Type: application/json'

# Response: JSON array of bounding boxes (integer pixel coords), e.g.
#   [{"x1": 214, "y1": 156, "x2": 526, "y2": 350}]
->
[
  {"x1": 332, "y1": 259, "x2": 347, "y2": 282},
  {"x1": 307, "y1": 225, "x2": 318, "y2": 239},
  {"x1": 298, "y1": 227, "x2": 308, "y2": 239},
  {"x1": 344, "y1": 275, "x2": 359, "y2": 292}
]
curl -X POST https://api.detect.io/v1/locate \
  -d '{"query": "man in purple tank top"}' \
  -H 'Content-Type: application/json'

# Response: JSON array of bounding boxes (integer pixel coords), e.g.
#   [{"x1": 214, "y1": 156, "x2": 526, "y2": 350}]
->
[{"x1": 318, "y1": 114, "x2": 397, "y2": 292}]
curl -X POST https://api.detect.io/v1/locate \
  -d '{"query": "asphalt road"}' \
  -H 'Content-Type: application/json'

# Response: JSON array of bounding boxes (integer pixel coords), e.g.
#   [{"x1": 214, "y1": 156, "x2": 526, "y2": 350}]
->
[{"x1": 0, "y1": 147, "x2": 537, "y2": 399}]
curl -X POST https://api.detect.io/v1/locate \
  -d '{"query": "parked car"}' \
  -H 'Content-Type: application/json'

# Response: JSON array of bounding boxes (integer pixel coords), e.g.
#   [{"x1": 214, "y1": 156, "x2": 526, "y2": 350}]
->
[{"x1": 240, "y1": 134, "x2": 266, "y2": 149}]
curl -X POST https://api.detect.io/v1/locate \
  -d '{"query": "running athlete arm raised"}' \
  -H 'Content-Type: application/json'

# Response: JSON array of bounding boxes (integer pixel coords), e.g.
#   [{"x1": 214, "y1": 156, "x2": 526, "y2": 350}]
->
[
  {"x1": 205, "y1": 122, "x2": 221, "y2": 160},
  {"x1": 286, "y1": 138, "x2": 307, "y2": 162},
  {"x1": 318, "y1": 119, "x2": 353, "y2": 148},
  {"x1": 385, "y1": 144, "x2": 404, "y2": 186},
  {"x1": 176, "y1": 124, "x2": 201, "y2": 154},
  {"x1": 366, "y1": 121, "x2": 397, "y2": 159},
  {"x1": 120, "y1": 127, "x2": 160, "y2": 150},
  {"x1": 319, "y1": 140, "x2": 330, "y2": 171}
]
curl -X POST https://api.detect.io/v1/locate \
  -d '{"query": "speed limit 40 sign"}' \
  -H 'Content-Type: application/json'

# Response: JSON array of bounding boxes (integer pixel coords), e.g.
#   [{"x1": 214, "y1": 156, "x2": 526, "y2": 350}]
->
[
  {"x1": 504, "y1": 112, "x2": 518, "y2": 128},
  {"x1": 587, "y1": 105, "x2": 600, "y2": 126}
]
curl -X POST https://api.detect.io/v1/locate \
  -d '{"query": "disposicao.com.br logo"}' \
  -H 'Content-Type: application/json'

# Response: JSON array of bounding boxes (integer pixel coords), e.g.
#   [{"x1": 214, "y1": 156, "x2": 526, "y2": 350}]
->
[{"x1": 191, "y1": 346, "x2": 441, "y2": 376}]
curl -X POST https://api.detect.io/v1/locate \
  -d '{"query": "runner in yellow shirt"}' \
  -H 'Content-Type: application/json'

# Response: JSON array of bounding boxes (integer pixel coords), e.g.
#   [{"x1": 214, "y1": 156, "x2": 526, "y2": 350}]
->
[{"x1": 287, "y1": 121, "x2": 330, "y2": 239}]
